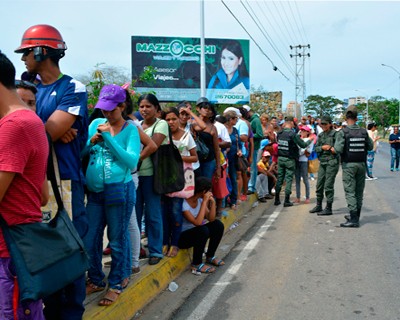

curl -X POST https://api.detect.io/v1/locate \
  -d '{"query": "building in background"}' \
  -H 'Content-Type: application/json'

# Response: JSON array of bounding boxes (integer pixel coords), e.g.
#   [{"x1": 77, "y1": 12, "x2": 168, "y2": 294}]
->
[{"x1": 249, "y1": 90, "x2": 282, "y2": 115}]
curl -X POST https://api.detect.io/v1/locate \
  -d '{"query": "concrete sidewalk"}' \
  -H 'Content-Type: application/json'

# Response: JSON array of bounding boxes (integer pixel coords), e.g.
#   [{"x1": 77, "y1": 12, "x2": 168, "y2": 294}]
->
[{"x1": 82, "y1": 195, "x2": 259, "y2": 320}]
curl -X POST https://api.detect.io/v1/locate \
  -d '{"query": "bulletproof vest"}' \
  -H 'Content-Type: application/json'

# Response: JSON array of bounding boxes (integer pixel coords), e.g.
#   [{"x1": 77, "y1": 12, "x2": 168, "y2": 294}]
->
[
  {"x1": 341, "y1": 127, "x2": 368, "y2": 163},
  {"x1": 277, "y1": 129, "x2": 298, "y2": 159}
]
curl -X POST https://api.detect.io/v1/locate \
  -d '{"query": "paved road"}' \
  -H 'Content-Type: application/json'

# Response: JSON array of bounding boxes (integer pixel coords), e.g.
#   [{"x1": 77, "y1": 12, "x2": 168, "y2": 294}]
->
[{"x1": 142, "y1": 142, "x2": 400, "y2": 320}]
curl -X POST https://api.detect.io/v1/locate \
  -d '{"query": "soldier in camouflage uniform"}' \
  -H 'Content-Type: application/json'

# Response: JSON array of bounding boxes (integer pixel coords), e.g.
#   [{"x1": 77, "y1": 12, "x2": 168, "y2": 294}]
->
[
  {"x1": 274, "y1": 116, "x2": 311, "y2": 207},
  {"x1": 334, "y1": 106, "x2": 373, "y2": 228},
  {"x1": 309, "y1": 115, "x2": 340, "y2": 215}
]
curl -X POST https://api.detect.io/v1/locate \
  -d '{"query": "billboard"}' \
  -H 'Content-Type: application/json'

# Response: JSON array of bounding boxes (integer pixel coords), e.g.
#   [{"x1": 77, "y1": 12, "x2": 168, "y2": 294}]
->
[{"x1": 131, "y1": 36, "x2": 250, "y2": 104}]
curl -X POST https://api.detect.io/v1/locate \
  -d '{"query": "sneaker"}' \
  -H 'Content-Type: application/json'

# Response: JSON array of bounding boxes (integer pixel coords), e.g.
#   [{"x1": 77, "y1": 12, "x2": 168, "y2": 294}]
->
[
  {"x1": 304, "y1": 198, "x2": 310, "y2": 204},
  {"x1": 397, "y1": 168, "x2": 400, "y2": 172},
  {"x1": 391, "y1": 168, "x2": 394, "y2": 172},
  {"x1": 365, "y1": 176, "x2": 373, "y2": 181},
  {"x1": 310, "y1": 177, "x2": 315, "y2": 181},
  {"x1": 240, "y1": 194, "x2": 248, "y2": 201},
  {"x1": 371, "y1": 176, "x2": 378, "y2": 180},
  {"x1": 258, "y1": 197, "x2": 267, "y2": 203},
  {"x1": 293, "y1": 198, "x2": 301, "y2": 203},
  {"x1": 264, "y1": 194, "x2": 274, "y2": 199},
  {"x1": 247, "y1": 190, "x2": 255, "y2": 195}
]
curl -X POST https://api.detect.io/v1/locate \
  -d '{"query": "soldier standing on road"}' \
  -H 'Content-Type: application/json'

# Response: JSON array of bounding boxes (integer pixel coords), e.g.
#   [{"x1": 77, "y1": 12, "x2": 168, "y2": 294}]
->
[
  {"x1": 309, "y1": 115, "x2": 340, "y2": 216},
  {"x1": 274, "y1": 116, "x2": 311, "y2": 207},
  {"x1": 333, "y1": 106, "x2": 373, "y2": 228}
]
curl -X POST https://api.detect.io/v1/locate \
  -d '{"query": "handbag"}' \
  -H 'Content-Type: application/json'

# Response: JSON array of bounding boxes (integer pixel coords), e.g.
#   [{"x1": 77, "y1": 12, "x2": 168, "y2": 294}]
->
[
  {"x1": 308, "y1": 158, "x2": 320, "y2": 174},
  {"x1": 166, "y1": 161, "x2": 195, "y2": 199},
  {"x1": 0, "y1": 139, "x2": 89, "y2": 303},
  {"x1": 151, "y1": 120, "x2": 185, "y2": 195},
  {"x1": 194, "y1": 132, "x2": 210, "y2": 162},
  {"x1": 238, "y1": 155, "x2": 249, "y2": 172}
]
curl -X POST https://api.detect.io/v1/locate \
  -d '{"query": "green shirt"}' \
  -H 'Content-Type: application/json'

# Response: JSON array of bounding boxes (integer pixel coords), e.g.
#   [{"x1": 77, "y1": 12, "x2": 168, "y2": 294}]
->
[{"x1": 315, "y1": 129, "x2": 339, "y2": 163}]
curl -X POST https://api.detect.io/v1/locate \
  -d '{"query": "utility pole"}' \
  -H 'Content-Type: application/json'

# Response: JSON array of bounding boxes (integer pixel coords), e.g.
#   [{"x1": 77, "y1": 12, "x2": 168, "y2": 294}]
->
[{"x1": 290, "y1": 44, "x2": 310, "y2": 117}]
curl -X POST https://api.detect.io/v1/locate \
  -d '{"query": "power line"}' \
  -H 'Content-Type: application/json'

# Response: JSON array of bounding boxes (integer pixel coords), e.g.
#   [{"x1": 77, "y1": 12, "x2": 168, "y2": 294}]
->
[
  {"x1": 294, "y1": 1, "x2": 309, "y2": 44},
  {"x1": 278, "y1": 2, "x2": 303, "y2": 45},
  {"x1": 241, "y1": 0, "x2": 295, "y2": 77},
  {"x1": 287, "y1": 1, "x2": 306, "y2": 44},
  {"x1": 220, "y1": 0, "x2": 291, "y2": 82}
]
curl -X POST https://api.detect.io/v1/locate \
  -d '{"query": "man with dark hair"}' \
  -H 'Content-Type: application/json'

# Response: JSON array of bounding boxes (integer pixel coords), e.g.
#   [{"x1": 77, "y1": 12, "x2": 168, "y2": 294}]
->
[
  {"x1": 0, "y1": 51, "x2": 48, "y2": 320},
  {"x1": 274, "y1": 116, "x2": 312, "y2": 207},
  {"x1": 15, "y1": 24, "x2": 89, "y2": 319},
  {"x1": 309, "y1": 115, "x2": 340, "y2": 216},
  {"x1": 334, "y1": 106, "x2": 373, "y2": 228}
]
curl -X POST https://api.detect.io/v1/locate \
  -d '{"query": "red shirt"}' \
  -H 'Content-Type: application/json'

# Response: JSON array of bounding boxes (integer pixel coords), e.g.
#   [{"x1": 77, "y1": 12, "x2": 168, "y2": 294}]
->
[{"x1": 0, "y1": 109, "x2": 48, "y2": 257}]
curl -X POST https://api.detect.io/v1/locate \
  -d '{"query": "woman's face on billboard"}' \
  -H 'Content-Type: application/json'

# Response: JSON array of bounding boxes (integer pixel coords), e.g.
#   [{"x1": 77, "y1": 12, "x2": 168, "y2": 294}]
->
[{"x1": 221, "y1": 48, "x2": 242, "y2": 79}]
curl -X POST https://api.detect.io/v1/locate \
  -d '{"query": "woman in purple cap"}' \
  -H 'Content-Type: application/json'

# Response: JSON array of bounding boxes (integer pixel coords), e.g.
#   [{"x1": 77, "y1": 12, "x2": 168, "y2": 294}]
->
[{"x1": 83, "y1": 84, "x2": 140, "y2": 306}]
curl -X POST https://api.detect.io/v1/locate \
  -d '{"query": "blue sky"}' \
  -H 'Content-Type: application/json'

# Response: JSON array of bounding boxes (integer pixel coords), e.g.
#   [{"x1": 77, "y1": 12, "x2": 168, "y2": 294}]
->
[{"x1": 2, "y1": 0, "x2": 400, "y2": 109}]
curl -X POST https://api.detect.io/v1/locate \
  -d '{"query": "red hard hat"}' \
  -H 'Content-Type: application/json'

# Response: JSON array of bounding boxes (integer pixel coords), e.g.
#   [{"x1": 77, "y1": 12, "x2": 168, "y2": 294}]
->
[{"x1": 15, "y1": 24, "x2": 67, "y2": 53}]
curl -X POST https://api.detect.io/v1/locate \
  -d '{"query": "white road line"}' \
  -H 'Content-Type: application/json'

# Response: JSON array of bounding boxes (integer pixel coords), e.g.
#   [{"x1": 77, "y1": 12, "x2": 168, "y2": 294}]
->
[{"x1": 187, "y1": 207, "x2": 282, "y2": 320}]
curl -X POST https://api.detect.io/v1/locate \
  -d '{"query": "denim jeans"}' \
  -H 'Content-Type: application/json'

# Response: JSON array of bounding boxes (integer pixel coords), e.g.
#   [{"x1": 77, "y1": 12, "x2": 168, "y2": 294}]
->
[
  {"x1": 162, "y1": 196, "x2": 183, "y2": 247},
  {"x1": 295, "y1": 161, "x2": 310, "y2": 199},
  {"x1": 128, "y1": 173, "x2": 140, "y2": 269},
  {"x1": 0, "y1": 258, "x2": 44, "y2": 320},
  {"x1": 136, "y1": 176, "x2": 163, "y2": 258},
  {"x1": 256, "y1": 174, "x2": 269, "y2": 198},
  {"x1": 85, "y1": 180, "x2": 134, "y2": 290},
  {"x1": 226, "y1": 156, "x2": 238, "y2": 205},
  {"x1": 248, "y1": 149, "x2": 258, "y2": 192},
  {"x1": 43, "y1": 179, "x2": 87, "y2": 320},
  {"x1": 390, "y1": 148, "x2": 400, "y2": 169},
  {"x1": 199, "y1": 160, "x2": 216, "y2": 179}
]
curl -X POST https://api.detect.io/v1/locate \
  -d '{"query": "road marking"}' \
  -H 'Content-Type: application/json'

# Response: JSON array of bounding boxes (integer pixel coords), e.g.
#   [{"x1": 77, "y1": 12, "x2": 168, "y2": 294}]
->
[{"x1": 187, "y1": 207, "x2": 282, "y2": 319}]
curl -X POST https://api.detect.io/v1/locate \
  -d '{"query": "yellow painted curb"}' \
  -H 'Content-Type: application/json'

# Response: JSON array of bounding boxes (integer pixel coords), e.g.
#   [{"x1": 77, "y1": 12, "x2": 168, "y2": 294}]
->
[{"x1": 83, "y1": 195, "x2": 257, "y2": 320}]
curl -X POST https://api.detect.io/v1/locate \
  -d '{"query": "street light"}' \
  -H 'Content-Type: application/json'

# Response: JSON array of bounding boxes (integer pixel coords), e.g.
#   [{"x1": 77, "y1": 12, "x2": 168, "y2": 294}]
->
[{"x1": 381, "y1": 63, "x2": 400, "y2": 125}]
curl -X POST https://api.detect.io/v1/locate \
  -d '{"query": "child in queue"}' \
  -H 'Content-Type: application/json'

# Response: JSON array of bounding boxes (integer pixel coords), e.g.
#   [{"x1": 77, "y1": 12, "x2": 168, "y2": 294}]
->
[{"x1": 178, "y1": 177, "x2": 225, "y2": 273}]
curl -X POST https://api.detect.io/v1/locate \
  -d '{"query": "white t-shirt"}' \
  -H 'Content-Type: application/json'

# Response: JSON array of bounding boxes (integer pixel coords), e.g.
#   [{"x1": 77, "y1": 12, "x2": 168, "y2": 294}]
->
[
  {"x1": 182, "y1": 198, "x2": 203, "y2": 231},
  {"x1": 214, "y1": 121, "x2": 231, "y2": 144},
  {"x1": 173, "y1": 130, "x2": 196, "y2": 157},
  {"x1": 299, "y1": 137, "x2": 314, "y2": 162}
]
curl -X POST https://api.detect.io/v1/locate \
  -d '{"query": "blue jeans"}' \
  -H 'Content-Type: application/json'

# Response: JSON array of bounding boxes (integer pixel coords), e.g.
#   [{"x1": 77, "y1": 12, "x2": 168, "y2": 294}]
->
[
  {"x1": 128, "y1": 173, "x2": 140, "y2": 269},
  {"x1": 136, "y1": 176, "x2": 163, "y2": 258},
  {"x1": 162, "y1": 196, "x2": 183, "y2": 247},
  {"x1": 199, "y1": 160, "x2": 216, "y2": 179},
  {"x1": 390, "y1": 148, "x2": 400, "y2": 169},
  {"x1": 248, "y1": 149, "x2": 258, "y2": 192},
  {"x1": 85, "y1": 181, "x2": 134, "y2": 290},
  {"x1": 43, "y1": 180, "x2": 87, "y2": 320},
  {"x1": 227, "y1": 156, "x2": 238, "y2": 205},
  {"x1": 295, "y1": 161, "x2": 310, "y2": 199}
]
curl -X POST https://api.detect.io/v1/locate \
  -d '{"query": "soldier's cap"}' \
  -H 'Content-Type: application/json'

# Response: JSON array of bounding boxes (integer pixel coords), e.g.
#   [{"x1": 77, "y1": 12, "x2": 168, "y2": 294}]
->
[
  {"x1": 345, "y1": 105, "x2": 358, "y2": 119},
  {"x1": 320, "y1": 115, "x2": 332, "y2": 124},
  {"x1": 285, "y1": 116, "x2": 294, "y2": 122}
]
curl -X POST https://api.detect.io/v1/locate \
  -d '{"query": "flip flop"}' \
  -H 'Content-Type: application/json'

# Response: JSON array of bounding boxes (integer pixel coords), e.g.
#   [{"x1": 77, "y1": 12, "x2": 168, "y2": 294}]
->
[
  {"x1": 206, "y1": 256, "x2": 225, "y2": 267},
  {"x1": 98, "y1": 288, "x2": 121, "y2": 307},
  {"x1": 191, "y1": 263, "x2": 215, "y2": 274}
]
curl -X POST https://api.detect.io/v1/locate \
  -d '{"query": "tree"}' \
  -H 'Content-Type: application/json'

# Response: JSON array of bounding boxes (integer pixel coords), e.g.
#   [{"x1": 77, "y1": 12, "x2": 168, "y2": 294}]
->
[{"x1": 304, "y1": 95, "x2": 344, "y2": 118}]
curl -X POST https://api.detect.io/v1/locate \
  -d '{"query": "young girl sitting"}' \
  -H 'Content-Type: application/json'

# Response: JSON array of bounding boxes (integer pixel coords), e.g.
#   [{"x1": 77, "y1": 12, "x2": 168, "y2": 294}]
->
[{"x1": 178, "y1": 177, "x2": 225, "y2": 273}]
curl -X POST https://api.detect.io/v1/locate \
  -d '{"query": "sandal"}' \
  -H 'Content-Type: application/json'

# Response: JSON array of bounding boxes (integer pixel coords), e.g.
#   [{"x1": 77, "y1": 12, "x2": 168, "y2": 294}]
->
[
  {"x1": 149, "y1": 256, "x2": 162, "y2": 265},
  {"x1": 191, "y1": 263, "x2": 215, "y2": 274},
  {"x1": 206, "y1": 256, "x2": 225, "y2": 267},
  {"x1": 98, "y1": 288, "x2": 121, "y2": 306},
  {"x1": 121, "y1": 277, "x2": 130, "y2": 289},
  {"x1": 162, "y1": 245, "x2": 169, "y2": 255},
  {"x1": 86, "y1": 282, "x2": 105, "y2": 295},
  {"x1": 167, "y1": 246, "x2": 179, "y2": 257}
]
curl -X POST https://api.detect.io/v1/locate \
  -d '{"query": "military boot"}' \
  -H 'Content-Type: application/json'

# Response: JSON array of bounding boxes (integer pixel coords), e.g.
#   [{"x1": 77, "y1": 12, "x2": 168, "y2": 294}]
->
[
  {"x1": 309, "y1": 200, "x2": 322, "y2": 213},
  {"x1": 340, "y1": 211, "x2": 359, "y2": 228},
  {"x1": 274, "y1": 193, "x2": 281, "y2": 206},
  {"x1": 283, "y1": 194, "x2": 293, "y2": 207},
  {"x1": 345, "y1": 207, "x2": 360, "y2": 221},
  {"x1": 318, "y1": 202, "x2": 332, "y2": 216}
]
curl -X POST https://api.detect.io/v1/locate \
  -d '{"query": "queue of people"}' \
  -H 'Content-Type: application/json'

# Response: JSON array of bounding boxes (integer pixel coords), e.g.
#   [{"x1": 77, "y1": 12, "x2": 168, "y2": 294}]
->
[{"x1": 0, "y1": 23, "x2": 395, "y2": 320}]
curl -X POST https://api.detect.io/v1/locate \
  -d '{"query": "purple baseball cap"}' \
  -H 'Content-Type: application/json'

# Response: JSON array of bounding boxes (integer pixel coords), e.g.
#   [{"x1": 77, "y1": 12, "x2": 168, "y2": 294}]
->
[{"x1": 95, "y1": 84, "x2": 126, "y2": 111}]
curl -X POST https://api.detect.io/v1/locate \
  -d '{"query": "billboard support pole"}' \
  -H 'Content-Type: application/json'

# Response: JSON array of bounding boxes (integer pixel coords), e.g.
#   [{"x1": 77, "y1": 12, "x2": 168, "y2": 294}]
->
[{"x1": 200, "y1": 0, "x2": 206, "y2": 98}]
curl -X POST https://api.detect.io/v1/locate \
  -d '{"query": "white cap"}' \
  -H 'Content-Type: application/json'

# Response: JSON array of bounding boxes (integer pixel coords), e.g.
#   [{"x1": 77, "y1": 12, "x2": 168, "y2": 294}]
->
[
  {"x1": 342, "y1": 121, "x2": 348, "y2": 126},
  {"x1": 242, "y1": 105, "x2": 250, "y2": 112},
  {"x1": 224, "y1": 107, "x2": 241, "y2": 117}
]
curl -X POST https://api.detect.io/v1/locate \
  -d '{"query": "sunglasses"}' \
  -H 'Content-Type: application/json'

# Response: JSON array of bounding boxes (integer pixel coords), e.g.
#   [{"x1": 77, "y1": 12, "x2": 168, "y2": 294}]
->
[{"x1": 22, "y1": 48, "x2": 34, "y2": 57}]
